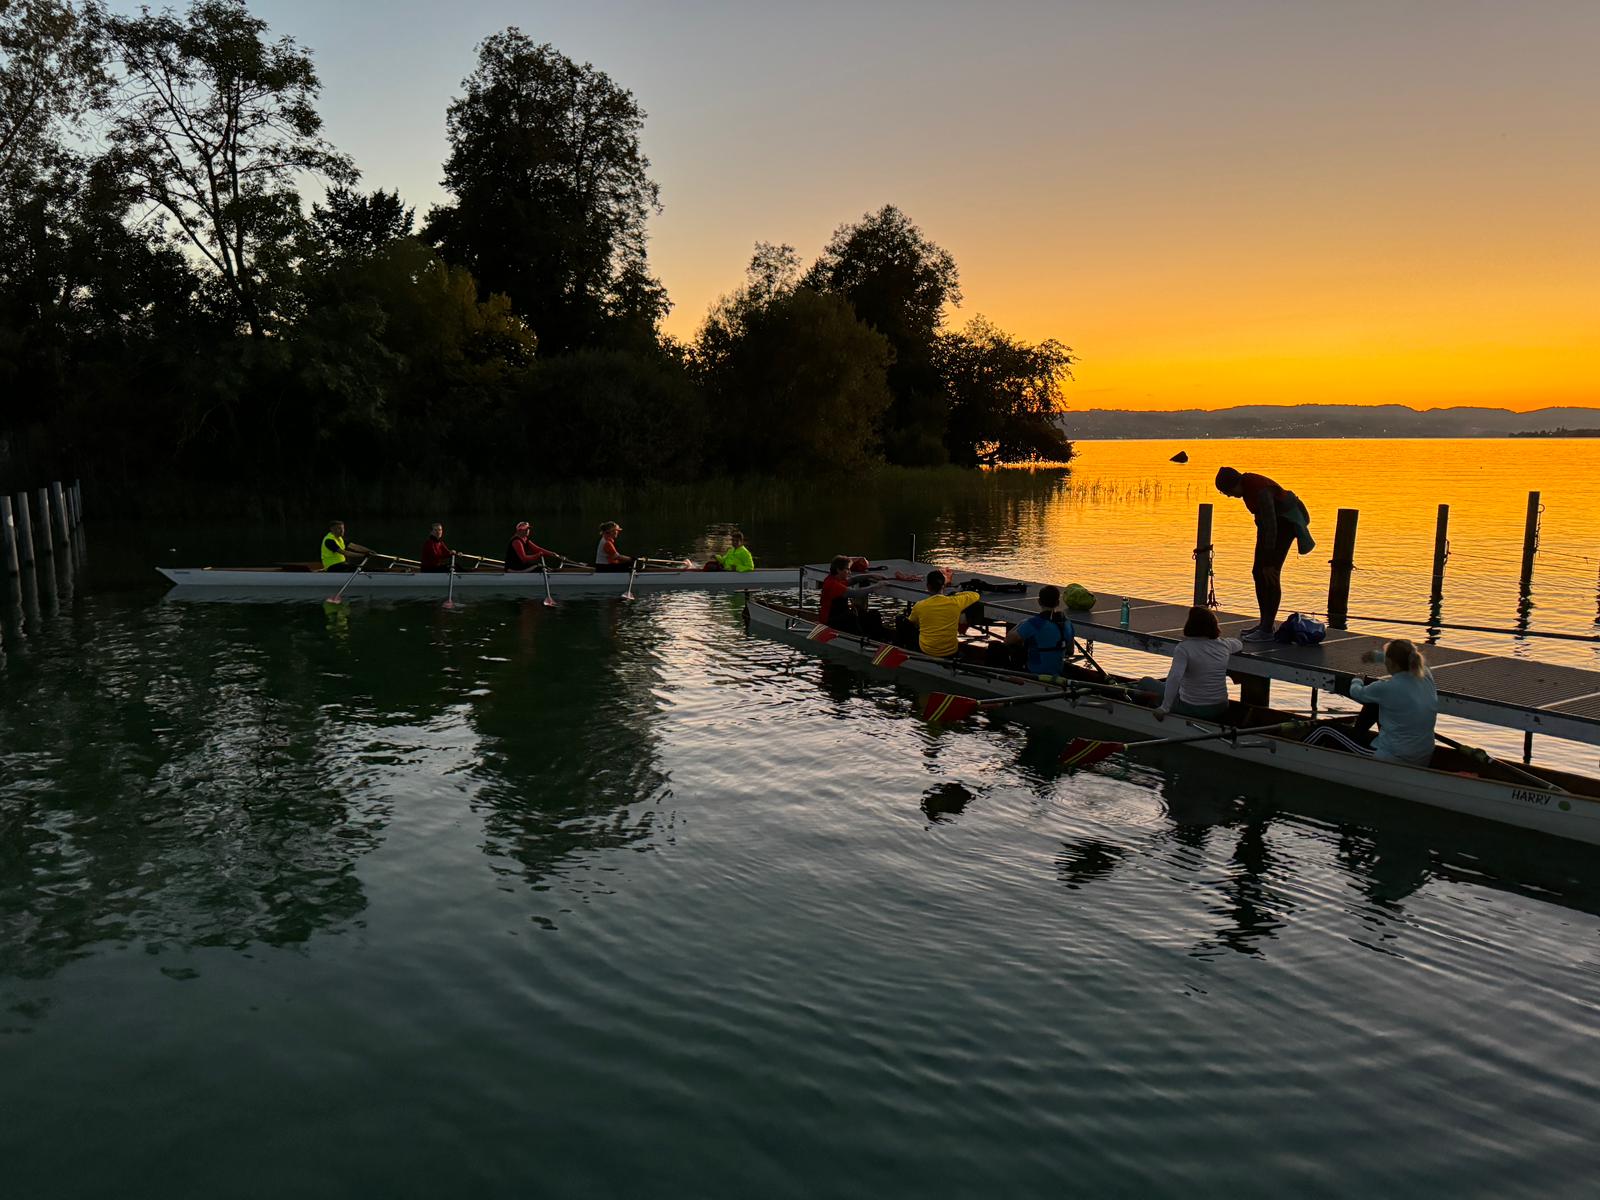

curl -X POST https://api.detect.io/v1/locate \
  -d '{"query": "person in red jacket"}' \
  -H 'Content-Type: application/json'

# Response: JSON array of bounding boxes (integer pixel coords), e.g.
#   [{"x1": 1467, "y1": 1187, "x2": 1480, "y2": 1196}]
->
[
  {"x1": 420, "y1": 522, "x2": 454, "y2": 573},
  {"x1": 506, "y1": 521, "x2": 557, "y2": 572}
]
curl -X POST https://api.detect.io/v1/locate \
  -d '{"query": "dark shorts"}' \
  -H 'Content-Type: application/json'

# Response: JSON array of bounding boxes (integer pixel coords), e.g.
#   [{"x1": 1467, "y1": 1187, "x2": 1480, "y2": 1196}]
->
[{"x1": 1252, "y1": 519, "x2": 1297, "y2": 578}]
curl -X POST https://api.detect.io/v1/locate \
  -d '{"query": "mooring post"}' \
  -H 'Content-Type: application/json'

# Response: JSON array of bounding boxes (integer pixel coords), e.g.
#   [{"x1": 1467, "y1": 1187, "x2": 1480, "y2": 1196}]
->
[
  {"x1": 34, "y1": 487, "x2": 53, "y2": 557},
  {"x1": 14, "y1": 493, "x2": 35, "y2": 566},
  {"x1": 49, "y1": 481, "x2": 70, "y2": 545},
  {"x1": 72, "y1": 478, "x2": 82, "y2": 528},
  {"x1": 909, "y1": 533, "x2": 917, "y2": 565},
  {"x1": 0, "y1": 496, "x2": 18, "y2": 576},
  {"x1": 1192, "y1": 503, "x2": 1214, "y2": 608},
  {"x1": 1429, "y1": 503, "x2": 1450, "y2": 609},
  {"x1": 1326, "y1": 508, "x2": 1360, "y2": 629},
  {"x1": 1519, "y1": 490, "x2": 1541, "y2": 596}
]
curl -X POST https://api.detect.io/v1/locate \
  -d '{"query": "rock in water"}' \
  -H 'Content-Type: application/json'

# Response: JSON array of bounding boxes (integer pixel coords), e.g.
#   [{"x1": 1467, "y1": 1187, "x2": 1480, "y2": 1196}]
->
[{"x1": 1170, "y1": 450, "x2": 1189, "y2": 463}]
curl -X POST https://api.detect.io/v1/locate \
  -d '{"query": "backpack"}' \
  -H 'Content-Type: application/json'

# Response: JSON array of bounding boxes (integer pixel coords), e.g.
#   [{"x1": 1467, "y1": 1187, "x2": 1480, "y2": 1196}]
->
[
  {"x1": 1274, "y1": 612, "x2": 1326, "y2": 646},
  {"x1": 1062, "y1": 584, "x2": 1096, "y2": 612}
]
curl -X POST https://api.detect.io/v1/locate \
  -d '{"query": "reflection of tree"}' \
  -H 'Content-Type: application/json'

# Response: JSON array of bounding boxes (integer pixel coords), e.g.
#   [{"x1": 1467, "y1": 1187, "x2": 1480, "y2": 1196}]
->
[
  {"x1": 921, "y1": 781, "x2": 974, "y2": 824},
  {"x1": 0, "y1": 602, "x2": 392, "y2": 998},
  {"x1": 468, "y1": 598, "x2": 669, "y2": 893},
  {"x1": 1055, "y1": 837, "x2": 1128, "y2": 890}
]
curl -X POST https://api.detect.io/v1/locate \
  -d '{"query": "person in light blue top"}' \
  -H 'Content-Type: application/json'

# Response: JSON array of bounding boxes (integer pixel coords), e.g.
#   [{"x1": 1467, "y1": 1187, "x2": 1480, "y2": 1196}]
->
[
  {"x1": 1306, "y1": 639, "x2": 1438, "y2": 766},
  {"x1": 1007, "y1": 585, "x2": 1074, "y2": 675}
]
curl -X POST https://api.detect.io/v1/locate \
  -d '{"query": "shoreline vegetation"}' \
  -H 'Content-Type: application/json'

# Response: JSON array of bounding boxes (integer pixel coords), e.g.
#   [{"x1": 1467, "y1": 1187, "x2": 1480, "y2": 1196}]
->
[{"x1": 0, "y1": 3, "x2": 1075, "y2": 504}]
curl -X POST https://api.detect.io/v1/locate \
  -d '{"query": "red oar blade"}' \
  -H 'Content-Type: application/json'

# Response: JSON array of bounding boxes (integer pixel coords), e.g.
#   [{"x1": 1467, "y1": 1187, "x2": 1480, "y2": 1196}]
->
[
  {"x1": 922, "y1": 693, "x2": 981, "y2": 725},
  {"x1": 1059, "y1": 737, "x2": 1125, "y2": 769},
  {"x1": 871, "y1": 645, "x2": 909, "y2": 669}
]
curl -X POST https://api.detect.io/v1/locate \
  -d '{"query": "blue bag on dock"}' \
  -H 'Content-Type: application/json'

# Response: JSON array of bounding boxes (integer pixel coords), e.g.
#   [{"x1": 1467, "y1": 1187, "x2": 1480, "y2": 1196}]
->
[{"x1": 1274, "y1": 612, "x2": 1326, "y2": 646}]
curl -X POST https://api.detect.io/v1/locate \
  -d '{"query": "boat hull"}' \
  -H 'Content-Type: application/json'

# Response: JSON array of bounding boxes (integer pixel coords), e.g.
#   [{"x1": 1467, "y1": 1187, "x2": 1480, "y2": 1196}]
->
[
  {"x1": 159, "y1": 565, "x2": 808, "y2": 593},
  {"x1": 745, "y1": 598, "x2": 1600, "y2": 846}
]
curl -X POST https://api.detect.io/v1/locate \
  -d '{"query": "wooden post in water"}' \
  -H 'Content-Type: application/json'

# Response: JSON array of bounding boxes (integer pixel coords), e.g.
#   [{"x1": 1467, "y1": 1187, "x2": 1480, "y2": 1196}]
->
[
  {"x1": 71, "y1": 479, "x2": 82, "y2": 528},
  {"x1": 1326, "y1": 509, "x2": 1360, "y2": 630},
  {"x1": 1429, "y1": 504, "x2": 1450, "y2": 610},
  {"x1": 1192, "y1": 503, "x2": 1213, "y2": 608},
  {"x1": 34, "y1": 487, "x2": 53, "y2": 557},
  {"x1": 0, "y1": 496, "x2": 18, "y2": 576},
  {"x1": 49, "y1": 481, "x2": 70, "y2": 545},
  {"x1": 13, "y1": 492, "x2": 35, "y2": 566},
  {"x1": 1519, "y1": 491, "x2": 1541, "y2": 596}
]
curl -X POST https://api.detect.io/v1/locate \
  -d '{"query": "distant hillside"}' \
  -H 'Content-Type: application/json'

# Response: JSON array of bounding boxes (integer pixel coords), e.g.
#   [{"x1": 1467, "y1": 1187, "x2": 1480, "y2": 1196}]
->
[{"x1": 1060, "y1": 405, "x2": 1600, "y2": 440}]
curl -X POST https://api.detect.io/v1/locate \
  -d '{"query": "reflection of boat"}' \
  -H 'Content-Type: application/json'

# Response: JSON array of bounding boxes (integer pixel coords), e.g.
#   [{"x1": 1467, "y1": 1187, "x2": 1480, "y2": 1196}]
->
[
  {"x1": 159, "y1": 562, "x2": 809, "y2": 593},
  {"x1": 745, "y1": 596, "x2": 1600, "y2": 846}
]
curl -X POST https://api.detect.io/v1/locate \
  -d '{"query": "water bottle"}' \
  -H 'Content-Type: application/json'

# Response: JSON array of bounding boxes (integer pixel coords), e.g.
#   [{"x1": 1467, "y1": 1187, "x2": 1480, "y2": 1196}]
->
[{"x1": 1119, "y1": 598, "x2": 1130, "y2": 629}]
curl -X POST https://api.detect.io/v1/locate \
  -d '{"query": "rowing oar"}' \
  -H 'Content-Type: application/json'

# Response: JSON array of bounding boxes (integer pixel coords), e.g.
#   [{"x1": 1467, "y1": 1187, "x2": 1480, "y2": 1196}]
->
[
  {"x1": 1433, "y1": 730, "x2": 1565, "y2": 793},
  {"x1": 622, "y1": 555, "x2": 641, "y2": 601},
  {"x1": 443, "y1": 553, "x2": 459, "y2": 610},
  {"x1": 324, "y1": 555, "x2": 370, "y2": 605},
  {"x1": 921, "y1": 677, "x2": 1138, "y2": 724},
  {"x1": 1060, "y1": 722, "x2": 1305, "y2": 770},
  {"x1": 539, "y1": 556, "x2": 556, "y2": 608}
]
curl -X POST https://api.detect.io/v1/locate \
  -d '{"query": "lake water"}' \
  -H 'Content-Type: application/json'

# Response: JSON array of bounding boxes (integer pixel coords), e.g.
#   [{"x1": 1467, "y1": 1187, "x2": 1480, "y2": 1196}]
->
[{"x1": 4, "y1": 439, "x2": 1600, "y2": 1196}]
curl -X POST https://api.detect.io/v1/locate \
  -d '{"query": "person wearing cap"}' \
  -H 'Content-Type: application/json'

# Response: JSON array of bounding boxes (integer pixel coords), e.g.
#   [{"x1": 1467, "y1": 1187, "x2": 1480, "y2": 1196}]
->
[
  {"x1": 594, "y1": 521, "x2": 634, "y2": 572},
  {"x1": 420, "y1": 522, "x2": 455, "y2": 573},
  {"x1": 704, "y1": 530, "x2": 755, "y2": 572},
  {"x1": 506, "y1": 521, "x2": 557, "y2": 572}
]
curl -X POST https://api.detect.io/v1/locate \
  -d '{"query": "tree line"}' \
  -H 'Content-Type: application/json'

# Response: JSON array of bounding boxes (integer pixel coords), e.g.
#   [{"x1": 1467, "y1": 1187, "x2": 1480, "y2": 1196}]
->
[{"x1": 0, "y1": 1, "x2": 1075, "y2": 500}]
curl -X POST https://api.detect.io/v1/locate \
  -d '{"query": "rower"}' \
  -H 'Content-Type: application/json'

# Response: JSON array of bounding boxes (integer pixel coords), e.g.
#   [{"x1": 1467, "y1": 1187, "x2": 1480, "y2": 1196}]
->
[
  {"x1": 594, "y1": 521, "x2": 634, "y2": 573},
  {"x1": 1307, "y1": 639, "x2": 1438, "y2": 765},
  {"x1": 506, "y1": 521, "x2": 557, "y2": 572},
  {"x1": 1006, "y1": 585, "x2": 1075, "y2": 676},
  {"x1": 817, "y1": 555, "x2": 886, "y2": 632},
  {"x1": 421, "y1": 522, "x2": 454, "y2": 573},
  {"x1": 321, "y1": 520, "x2": 375, "y2": 572},
  {"x1": 705, "y1": 530, "x2": 755, "y2": 573},
  {"x1": 1146, "y1": 606, "x2": 1242, "y2": 722},
  {"x1": 906, "y1": 570, "x2": 981, "y2": 659}
]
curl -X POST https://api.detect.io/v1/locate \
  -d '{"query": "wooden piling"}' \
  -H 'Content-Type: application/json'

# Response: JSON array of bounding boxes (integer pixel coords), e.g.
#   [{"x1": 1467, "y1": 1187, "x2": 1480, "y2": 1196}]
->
[
  {"x1": 1429, "y1": 504, "x2": 1450, "y2": 608},
  {"x1": 1326, "y1": 508, "x2": 1360, "y2": 629},
  {"x1": 49, "y1": 481, "x2": 70, "y2": 544},
  {"x1": 0, "y1": 496, "x2": 18, "y2": 576},
  {"x1": 34, "y1": 487, "x2": 53, "y2": 556},
  {"x1": 1192, "y1": 503, "x2": 1214, "y2": 608},
  {"x1": 72, "y1": 478, "x2": 82, "y2": 527},
  {"x1": 1519, "y1": 491, "x2": 1541, "y2": 595},
  {"x1": 14, "y1": 493, "x2": 35, "y2": 565}
]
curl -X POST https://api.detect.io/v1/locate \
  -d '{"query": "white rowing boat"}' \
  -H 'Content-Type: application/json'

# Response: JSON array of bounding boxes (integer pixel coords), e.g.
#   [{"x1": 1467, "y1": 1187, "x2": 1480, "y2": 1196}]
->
[
  {"x1": 158, "y1": 563, "x2": 809, "y2": 593},
  {"x1": 744, "y1": 596, "x2": 1600, "y2": 846}
]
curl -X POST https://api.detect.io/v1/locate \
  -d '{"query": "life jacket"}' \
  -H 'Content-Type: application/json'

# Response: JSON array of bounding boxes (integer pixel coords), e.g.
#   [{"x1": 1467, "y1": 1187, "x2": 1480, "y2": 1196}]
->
[{"x1": 320, "y1": 532, "x2": 346, "y2": 570}]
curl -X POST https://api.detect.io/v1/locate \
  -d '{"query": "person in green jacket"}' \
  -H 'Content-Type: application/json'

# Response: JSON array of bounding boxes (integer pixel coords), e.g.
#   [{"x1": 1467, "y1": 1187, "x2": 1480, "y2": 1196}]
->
[{"x1": 706, "y1": 530, "x2": 755, "y2": 572}]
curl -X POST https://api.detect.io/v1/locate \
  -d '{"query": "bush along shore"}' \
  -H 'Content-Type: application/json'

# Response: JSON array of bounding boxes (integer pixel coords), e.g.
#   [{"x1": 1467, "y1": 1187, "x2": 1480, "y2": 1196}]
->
[{"x1": 1, "y1": 4, "x2": 1075, "y2": 502}]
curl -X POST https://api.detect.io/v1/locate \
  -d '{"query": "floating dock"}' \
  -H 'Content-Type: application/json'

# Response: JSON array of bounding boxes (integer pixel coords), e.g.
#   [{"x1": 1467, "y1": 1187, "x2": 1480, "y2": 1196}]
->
[{"x1": 823, "y1": 559, "x2": 1600, "y2": 751}]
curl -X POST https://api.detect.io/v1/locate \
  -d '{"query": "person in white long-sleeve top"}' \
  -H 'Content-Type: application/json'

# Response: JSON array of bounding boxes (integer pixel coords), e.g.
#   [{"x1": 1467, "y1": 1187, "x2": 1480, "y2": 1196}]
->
[
  {"x1": 1305, "y1": 639, "x2": 1438, "y2": 766},
  {"x1": 1149, "y1": 607, "x2": 1244, "y2": 722}
]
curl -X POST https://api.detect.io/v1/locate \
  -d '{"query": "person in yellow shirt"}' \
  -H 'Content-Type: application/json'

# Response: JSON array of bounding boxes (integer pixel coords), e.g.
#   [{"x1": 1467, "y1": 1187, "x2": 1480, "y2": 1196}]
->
[
  {"x1": 705, "y1": 529, "x2": 755, "y2": 572},
  {"x1": 907, "y1": 570, "x2": 981, "y2": 658}
]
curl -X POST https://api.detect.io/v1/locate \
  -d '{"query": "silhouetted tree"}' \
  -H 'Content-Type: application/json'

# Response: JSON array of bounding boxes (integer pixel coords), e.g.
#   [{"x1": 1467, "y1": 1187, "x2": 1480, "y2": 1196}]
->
[
  {"x1": 934, "y1": 316, "x2": 1074, "y2": 466},
  {"x1": 0, "y1": 0, "x2": 104, "y2": 176},
  {"x1": 698, "y1": 244, "x2": 893, "y2": 473},
  {"x1": 424, "y1": 31, "x2": 665, "y2": 353},
  {"x1": 803, "y1": 205, "x2": 960, "y2": 465},
  {"x1": 99, "y1": 0, "x2": 354, "y2": 337},
  {"x1": 308, "y1": 186, "x2": 414, "y2": 262}
]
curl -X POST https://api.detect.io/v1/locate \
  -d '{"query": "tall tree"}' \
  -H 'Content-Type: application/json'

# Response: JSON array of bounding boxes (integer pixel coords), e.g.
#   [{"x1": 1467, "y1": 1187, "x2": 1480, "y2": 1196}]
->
[
  {"x1": 803, "y1": 205, "x2": 960, "y2": 465},
  {"x1": 934, "y1": 316, "x2": 1074, "y2": 467},
  {"x1": 308, "y1": 185, "x2": 414, "y2": 262},
  {"x1": 424, "y1": 31, "x2": 665, "y2": 353},
  {"x1": 99, "y1": 0, "x2": 354, "y2": 337},
  {"x1": 0, "y1": 0, "x2": 104, "y2": 177}
]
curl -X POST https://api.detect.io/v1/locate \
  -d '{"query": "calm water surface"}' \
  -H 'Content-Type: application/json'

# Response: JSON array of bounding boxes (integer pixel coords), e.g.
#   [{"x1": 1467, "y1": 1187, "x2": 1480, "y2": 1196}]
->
[{"x1": 4, "y1": 440, "x2": 1600, "y2": 1196}]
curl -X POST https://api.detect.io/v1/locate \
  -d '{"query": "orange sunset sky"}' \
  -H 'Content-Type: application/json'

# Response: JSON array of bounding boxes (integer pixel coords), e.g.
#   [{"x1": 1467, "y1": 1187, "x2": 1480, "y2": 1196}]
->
[{"x1": 244, "y1": 1, "x2": 1598, "y2": 411}]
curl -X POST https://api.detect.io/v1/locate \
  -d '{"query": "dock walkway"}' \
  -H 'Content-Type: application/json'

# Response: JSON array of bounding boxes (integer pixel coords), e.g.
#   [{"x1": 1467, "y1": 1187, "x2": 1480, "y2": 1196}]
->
[{"x1": 837, "y1": 559, "x2": 1600, "y2": 748}]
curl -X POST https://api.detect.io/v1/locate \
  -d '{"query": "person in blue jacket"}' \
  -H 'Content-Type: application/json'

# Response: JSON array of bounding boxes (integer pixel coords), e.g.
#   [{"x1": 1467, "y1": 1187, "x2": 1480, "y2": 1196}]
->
[{"x1": 1007, "y1": 585, "x2": 1074, "y2": 675}]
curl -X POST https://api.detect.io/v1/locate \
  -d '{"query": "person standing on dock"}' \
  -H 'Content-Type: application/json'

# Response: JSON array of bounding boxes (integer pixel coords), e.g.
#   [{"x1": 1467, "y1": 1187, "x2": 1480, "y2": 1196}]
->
[
  {"x1": 1214, "y1": 467, "x2": 1313, "y2": 641},
  {"x1": 321, "y1": 521, "x2": 375, "y2": 572}
]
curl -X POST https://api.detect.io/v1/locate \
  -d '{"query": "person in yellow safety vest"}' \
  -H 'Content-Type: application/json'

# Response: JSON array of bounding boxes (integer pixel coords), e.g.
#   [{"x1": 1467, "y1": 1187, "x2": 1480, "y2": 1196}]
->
[
  {"x1": 320, "y1": 520, "x2": 376, "y2": 572},
  {"x1": 705, "y1": 530, "x2": 755, "y2": 572},
  {"x1": 906, "y1": 569, "x2": 981, "y2": 658}
]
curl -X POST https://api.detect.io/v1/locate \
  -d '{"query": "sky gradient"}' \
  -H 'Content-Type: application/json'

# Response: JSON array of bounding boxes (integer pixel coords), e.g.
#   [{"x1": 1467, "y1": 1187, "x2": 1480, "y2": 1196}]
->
[{"x1": 234, "y1": 0, "x2": 1597, "y2": 411}]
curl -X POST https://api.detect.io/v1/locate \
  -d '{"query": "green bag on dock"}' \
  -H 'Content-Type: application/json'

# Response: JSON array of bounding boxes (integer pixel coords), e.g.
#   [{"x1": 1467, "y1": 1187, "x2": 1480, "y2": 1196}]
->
[{"x1": 1063, "y1": 583, "x2": 1096, "y2": 611}]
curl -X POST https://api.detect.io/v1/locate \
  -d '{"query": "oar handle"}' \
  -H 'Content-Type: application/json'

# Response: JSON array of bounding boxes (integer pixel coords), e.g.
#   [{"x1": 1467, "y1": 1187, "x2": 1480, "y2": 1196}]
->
[
  {"x1": 1434, "y1": 730, "x2": 1564, "y2": 793},
  {"x1": 1126, "y1": 721, "x2": 1301, "y2": 752}
]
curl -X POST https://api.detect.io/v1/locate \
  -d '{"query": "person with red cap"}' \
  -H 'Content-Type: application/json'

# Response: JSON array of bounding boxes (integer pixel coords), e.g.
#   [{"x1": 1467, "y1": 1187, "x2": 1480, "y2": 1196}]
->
[{"x1": 506, "y1": 521, "x2": 557, "y2": 572}]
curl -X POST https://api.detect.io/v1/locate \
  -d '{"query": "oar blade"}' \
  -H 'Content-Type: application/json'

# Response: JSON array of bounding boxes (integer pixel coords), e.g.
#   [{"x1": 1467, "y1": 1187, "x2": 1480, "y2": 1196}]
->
[
  {"x1": 922, "y1": 693, "x2": 980, "y2": 725},
  {"x1": 1059, "y1": 737, "x2": 1124, "y2": 769}
]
